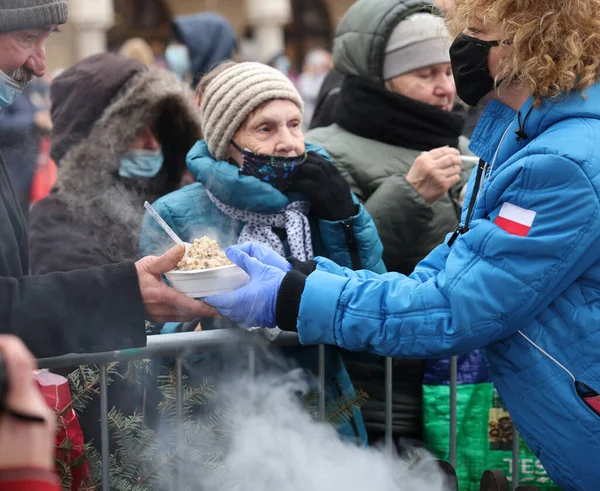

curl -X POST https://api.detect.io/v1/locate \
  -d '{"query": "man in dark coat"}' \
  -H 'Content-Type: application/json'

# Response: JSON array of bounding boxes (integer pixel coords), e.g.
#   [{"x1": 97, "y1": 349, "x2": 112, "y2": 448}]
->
[{"x1": 0, "y1": 0, "x2": 217, "y2": 359}]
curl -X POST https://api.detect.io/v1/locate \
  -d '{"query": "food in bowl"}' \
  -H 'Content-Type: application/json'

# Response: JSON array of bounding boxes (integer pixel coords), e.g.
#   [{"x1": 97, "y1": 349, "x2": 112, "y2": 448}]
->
[
  {"x1": 166, "y1": 237, "x2": 249, "y2": 298},
  {"x1": 176, "y1": 237, "x2": 232, "y2": 271}
]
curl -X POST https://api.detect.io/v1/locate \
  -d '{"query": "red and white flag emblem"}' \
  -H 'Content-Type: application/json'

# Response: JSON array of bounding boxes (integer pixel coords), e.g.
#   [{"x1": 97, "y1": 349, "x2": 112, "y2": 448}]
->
[{"x1": 494, "y1": 203, "x2": 536, "y2": 236}]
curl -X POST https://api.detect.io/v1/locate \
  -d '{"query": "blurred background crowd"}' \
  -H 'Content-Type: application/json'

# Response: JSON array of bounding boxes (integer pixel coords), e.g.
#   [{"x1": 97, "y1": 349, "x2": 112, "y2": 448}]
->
[{"x1": 4, "y1": 0, "x2": 353, "y2": 215}]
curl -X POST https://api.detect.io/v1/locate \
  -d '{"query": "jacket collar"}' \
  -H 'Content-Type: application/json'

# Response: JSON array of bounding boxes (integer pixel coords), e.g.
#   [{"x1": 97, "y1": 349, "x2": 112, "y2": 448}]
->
[
  {"x1": 469, "y1": 81, "x2": 600, "y2": 168},
  {"x1": 469, "y1": 100, "x2": 518, "y2": 165},
  {"x1": 186, "y1": 140, "x2": 327, "y2": 213}
]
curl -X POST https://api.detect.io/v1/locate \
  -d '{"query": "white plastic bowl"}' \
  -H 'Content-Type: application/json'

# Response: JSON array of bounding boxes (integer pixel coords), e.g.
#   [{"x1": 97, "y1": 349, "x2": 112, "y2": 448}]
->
[{"x1": 165, "y1": 264, "x2": 250, "y2": 299}]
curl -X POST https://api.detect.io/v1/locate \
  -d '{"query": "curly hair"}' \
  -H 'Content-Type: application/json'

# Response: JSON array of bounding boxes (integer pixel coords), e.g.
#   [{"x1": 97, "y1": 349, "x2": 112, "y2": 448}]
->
[{"x1": 446, "y1": 0, "x2": 600, "y2": 104}]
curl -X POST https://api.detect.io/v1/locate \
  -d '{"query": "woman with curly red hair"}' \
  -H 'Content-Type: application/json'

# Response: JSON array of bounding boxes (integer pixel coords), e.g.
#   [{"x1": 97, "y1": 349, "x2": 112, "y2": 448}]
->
[{"x1": 207, "y1": 1, "x2": 600, "y2": 488}]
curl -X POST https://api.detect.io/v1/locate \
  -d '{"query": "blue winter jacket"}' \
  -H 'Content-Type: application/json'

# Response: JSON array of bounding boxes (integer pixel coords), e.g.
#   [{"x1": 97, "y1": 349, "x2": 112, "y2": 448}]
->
[
  {"x1": 292, "y1": 87, "x2": 600, "y2": 489},
  {"x1": 139, "y1": 141, "x2": 386, "y2": 445}
]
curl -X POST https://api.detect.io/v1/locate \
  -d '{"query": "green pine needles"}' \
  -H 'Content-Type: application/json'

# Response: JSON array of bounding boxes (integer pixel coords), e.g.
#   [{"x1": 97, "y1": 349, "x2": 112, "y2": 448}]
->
[{"x1": 57, "y1": 360, "x2": 368, "y2": 491}]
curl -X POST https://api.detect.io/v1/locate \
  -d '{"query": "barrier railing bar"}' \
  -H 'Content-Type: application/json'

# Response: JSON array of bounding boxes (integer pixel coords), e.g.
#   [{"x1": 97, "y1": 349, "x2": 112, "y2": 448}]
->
[
  {"x1": 512, "y1": 428, "x2": 520, "y2": 489},
  {"x1": 37, "y1": 330, "x2": 301, "y2": 370},
  {"x1": 248, "y1": 346, "x2": 256, "y2": 379},
  {"x1": 37, "y1": 330, "x2": 525, "y2": 490},
  {"x1": 175, "y1": 357, "x2": 184, "y2": 491},
  {"x1": 100, "y1": 364, "x2": 110, "y2": 491},
  {"x1": 385, "y1": 357, "x2": 393, "y2": 453},
  {"x1": 449, "y1": 356, "x2": 458, "y2": 468},
  {"x1": 318, "y1": 344, "x2": 325, "y2": 422}
]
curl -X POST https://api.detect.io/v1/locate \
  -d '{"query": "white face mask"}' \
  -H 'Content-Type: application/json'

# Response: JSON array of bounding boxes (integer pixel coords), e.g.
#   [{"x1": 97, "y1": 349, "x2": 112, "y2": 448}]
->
[{"x1": 0, "y1": 70, "x2": 26, "y2": 111}]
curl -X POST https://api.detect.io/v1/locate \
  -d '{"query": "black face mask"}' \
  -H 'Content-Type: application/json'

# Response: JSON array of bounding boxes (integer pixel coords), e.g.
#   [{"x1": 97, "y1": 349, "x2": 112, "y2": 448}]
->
[
  {"x1": 450, "y1": 34, "x2": 500, "y2": 107},
  {"x1": 231, "y1": 141, "x2": 307, "y2": 193}
]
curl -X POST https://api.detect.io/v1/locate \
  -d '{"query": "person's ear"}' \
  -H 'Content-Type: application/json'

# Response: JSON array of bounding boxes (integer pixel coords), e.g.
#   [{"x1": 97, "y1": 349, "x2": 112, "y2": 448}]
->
[{"x1": 226, "y1": 144, "x2": 243, "y2": 167}]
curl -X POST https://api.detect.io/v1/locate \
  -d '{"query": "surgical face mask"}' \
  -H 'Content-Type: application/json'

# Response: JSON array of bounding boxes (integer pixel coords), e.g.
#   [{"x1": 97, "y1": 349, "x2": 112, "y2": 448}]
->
[
  {"x1": 165, "y1": 44, "x2": 191, "y2": 80},
  {"x1": 119, "y1": 148, "x2": 164, "y2": 179},
  {"x1": 0, "y1": 70, "x2": 27, "y2": 111},
  {"x1": 232, "y1": 141, "x2": 307, "y2": 193},
  {"x1": 450, "y1": 34, "x2": 502, "y2": 107}
]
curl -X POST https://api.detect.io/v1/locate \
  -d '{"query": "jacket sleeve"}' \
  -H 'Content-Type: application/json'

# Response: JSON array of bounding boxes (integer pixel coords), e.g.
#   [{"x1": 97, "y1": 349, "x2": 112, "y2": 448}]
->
[
  {"x1": 0, "y1": 469, "x2": 61, "y2": 491},
  {"x1": 364, "y1": 175, "x2": 434, "y2": 272},
  {"x1": 7, "y1": 200, "x2": 147, "y2": 359},
  {"x1": 295, "y1": 154, "x2": 600, "y2": 358},
  {"x1": 0, "y1": 262, "x2": 147, "y2": 359},
  {"x1": 318, "y1": 199, "x2": 387, "y2": 273},
  {"x1": 409, "y1": 241, "x2": 452, "y2": 283}
]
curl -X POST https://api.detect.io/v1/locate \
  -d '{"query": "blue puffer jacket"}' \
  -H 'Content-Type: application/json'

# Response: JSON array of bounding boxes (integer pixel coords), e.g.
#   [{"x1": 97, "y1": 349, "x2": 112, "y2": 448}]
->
[
  {"x1": 292, "y1": 86, "x2": 600, "y2": 489},
  {"x1": 140, "y1": 141, "x2": 386, "y2": 445}
]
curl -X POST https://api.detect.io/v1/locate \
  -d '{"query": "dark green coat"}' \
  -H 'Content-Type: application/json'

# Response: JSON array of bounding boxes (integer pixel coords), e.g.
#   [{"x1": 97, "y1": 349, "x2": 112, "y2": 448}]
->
[
  {"x1": 307, "y1": 0, "x2": 474, "y2": 275},
  {"x1": 307, "y1": 0, "x2": 474, "y2": 442},
  {"x1": 308, "y1": 125, "x2": 472, "y2": 274}
]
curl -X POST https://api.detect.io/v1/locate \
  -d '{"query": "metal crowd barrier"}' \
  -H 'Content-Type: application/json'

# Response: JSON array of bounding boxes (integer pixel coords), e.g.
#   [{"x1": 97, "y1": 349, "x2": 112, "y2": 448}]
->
[{"x1": 37, "y1": 331, "x2": 521, "y2": 490}]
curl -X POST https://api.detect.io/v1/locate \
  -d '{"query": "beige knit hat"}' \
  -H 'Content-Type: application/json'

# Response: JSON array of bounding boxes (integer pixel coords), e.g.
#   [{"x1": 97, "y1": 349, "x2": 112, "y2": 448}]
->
[{"x1": 200, "y1": 62, "x2": 305, "y2": 161}]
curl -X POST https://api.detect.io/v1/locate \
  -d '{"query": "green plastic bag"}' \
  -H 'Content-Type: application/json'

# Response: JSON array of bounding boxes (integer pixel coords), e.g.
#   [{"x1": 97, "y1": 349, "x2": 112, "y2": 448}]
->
[{"x1": 423, "y1": 383, "x2": 561, "y2": 490}]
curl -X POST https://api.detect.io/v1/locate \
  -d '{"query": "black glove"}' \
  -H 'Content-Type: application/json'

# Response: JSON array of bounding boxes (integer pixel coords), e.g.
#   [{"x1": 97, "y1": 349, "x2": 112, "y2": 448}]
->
[{"x1": 290, "y1": 152, "x2": 357, "y2": 221}]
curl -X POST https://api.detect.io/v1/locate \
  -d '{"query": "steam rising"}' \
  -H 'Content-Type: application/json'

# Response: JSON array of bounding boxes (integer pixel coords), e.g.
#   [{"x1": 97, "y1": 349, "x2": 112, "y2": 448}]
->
[{"x1": 171, "y1": 345, "x2": 452, "y2": 491}]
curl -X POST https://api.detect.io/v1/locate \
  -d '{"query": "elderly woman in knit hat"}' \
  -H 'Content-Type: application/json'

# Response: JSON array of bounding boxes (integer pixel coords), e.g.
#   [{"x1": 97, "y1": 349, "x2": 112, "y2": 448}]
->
[
  {"x1": 306, "y1": 0, "x2": 476, "y2": 449},
  {"x1": 140, "y1": 61, "x2": 387, "y2": 444}
]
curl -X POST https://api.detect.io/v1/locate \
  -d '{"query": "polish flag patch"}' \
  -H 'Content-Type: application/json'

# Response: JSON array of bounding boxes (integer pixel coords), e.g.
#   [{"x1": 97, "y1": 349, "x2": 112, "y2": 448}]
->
[{"x1": 494, "y1": 203, "x2": 536, "y2": 236}]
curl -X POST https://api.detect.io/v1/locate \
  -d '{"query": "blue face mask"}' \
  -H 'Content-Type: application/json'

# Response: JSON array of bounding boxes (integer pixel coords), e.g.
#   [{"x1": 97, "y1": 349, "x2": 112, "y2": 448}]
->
[
  {"x1": 119, "y1": 149, "x2": 164, "y2": 179},
  {"x1": 0, "y1": 70, "x2": 26, "y2": 111},
  {"x1": 165, "y1": 45, "x2": 191, "y2": 80}
]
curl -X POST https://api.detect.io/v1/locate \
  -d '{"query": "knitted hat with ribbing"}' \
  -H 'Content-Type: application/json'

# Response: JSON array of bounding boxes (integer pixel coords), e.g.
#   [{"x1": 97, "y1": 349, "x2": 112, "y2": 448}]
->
[
  {"x1": 200, "y1": 62, "x2": 304, "y2": 161},
  {"x1": 383, "y1": 13, "x2": 451, "y2": 81},
  {"x1": 0, "y1": 0, "x2": 68, "y2": 33}
]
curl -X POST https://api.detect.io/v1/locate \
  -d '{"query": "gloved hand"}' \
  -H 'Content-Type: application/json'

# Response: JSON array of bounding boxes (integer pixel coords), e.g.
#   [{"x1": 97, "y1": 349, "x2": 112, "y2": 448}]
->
[
  {"x1": 236, "y1": 242, "x2": 292, "y2": 272},
  {"x1": 205, "y1": 245, "x2": 285, "y2": 328},
  {"x1": 290, "y1": 152, "x2": 357, "y2": 222}
]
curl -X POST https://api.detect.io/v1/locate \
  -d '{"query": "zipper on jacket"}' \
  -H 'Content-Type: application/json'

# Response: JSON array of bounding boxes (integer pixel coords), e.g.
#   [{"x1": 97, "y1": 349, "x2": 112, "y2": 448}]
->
[
  {"x1": 342, "y1": 219, "x2": 362, "y2": 270},
  {"x1": 448, "y1": 122, "x2": 513, "y2": 247},
  {"x1": 448, "y1": 159, "x2": 488, "y2": 247}
]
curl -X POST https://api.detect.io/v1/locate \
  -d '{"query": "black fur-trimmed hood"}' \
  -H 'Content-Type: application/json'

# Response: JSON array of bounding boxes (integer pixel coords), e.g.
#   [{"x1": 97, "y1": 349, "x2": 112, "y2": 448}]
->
[{"x1": 45, "y1": 54, "x2": 202, "y2": 262}]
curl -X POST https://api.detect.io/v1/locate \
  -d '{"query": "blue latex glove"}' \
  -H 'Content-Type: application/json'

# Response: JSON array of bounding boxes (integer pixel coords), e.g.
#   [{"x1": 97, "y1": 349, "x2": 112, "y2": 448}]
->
[
  {"x1": 236, "y1": 242, "x2": 292, "y2": 272},
  {"x1": 205, "y1": 245, "x2": 285, "y2": 328}
]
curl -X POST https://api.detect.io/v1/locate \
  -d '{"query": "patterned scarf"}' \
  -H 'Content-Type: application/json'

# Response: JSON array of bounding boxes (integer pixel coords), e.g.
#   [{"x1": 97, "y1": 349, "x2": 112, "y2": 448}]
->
[{"x1": 207, "y1": 191, "x2": 314, "y2": 261}]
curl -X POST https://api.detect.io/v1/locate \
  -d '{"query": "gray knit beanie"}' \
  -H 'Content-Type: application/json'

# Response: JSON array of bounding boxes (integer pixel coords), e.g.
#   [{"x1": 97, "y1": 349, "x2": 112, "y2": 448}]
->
[
  {"x1": 383, "y1": 13, "x2": 451, "y2": 81},
  {"x1": 0, "y1": 0, "x2": 68, "y2": 33},
  {"x1": 201, "y1": 62, "x2": 304, "y2": 161}
]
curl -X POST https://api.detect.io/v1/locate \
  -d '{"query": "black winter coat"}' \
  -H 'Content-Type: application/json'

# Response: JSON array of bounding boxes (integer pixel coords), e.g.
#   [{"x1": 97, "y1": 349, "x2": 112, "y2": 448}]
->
[{"x1": 0, "y1": 154, "x2": 146, "y2": 359}]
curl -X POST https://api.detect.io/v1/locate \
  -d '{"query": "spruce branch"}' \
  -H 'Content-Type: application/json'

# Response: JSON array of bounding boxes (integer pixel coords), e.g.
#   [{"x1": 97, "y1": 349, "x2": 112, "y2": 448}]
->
[
  {"x1": 326, "y1": 389, "x2": 369, "y2": 428},
  {"x1": 62, "y1": 363, "x2": 120, "y2": 418},
  {"x1": 62, "y1": 364, "x2": 369, "y2": 491}
]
